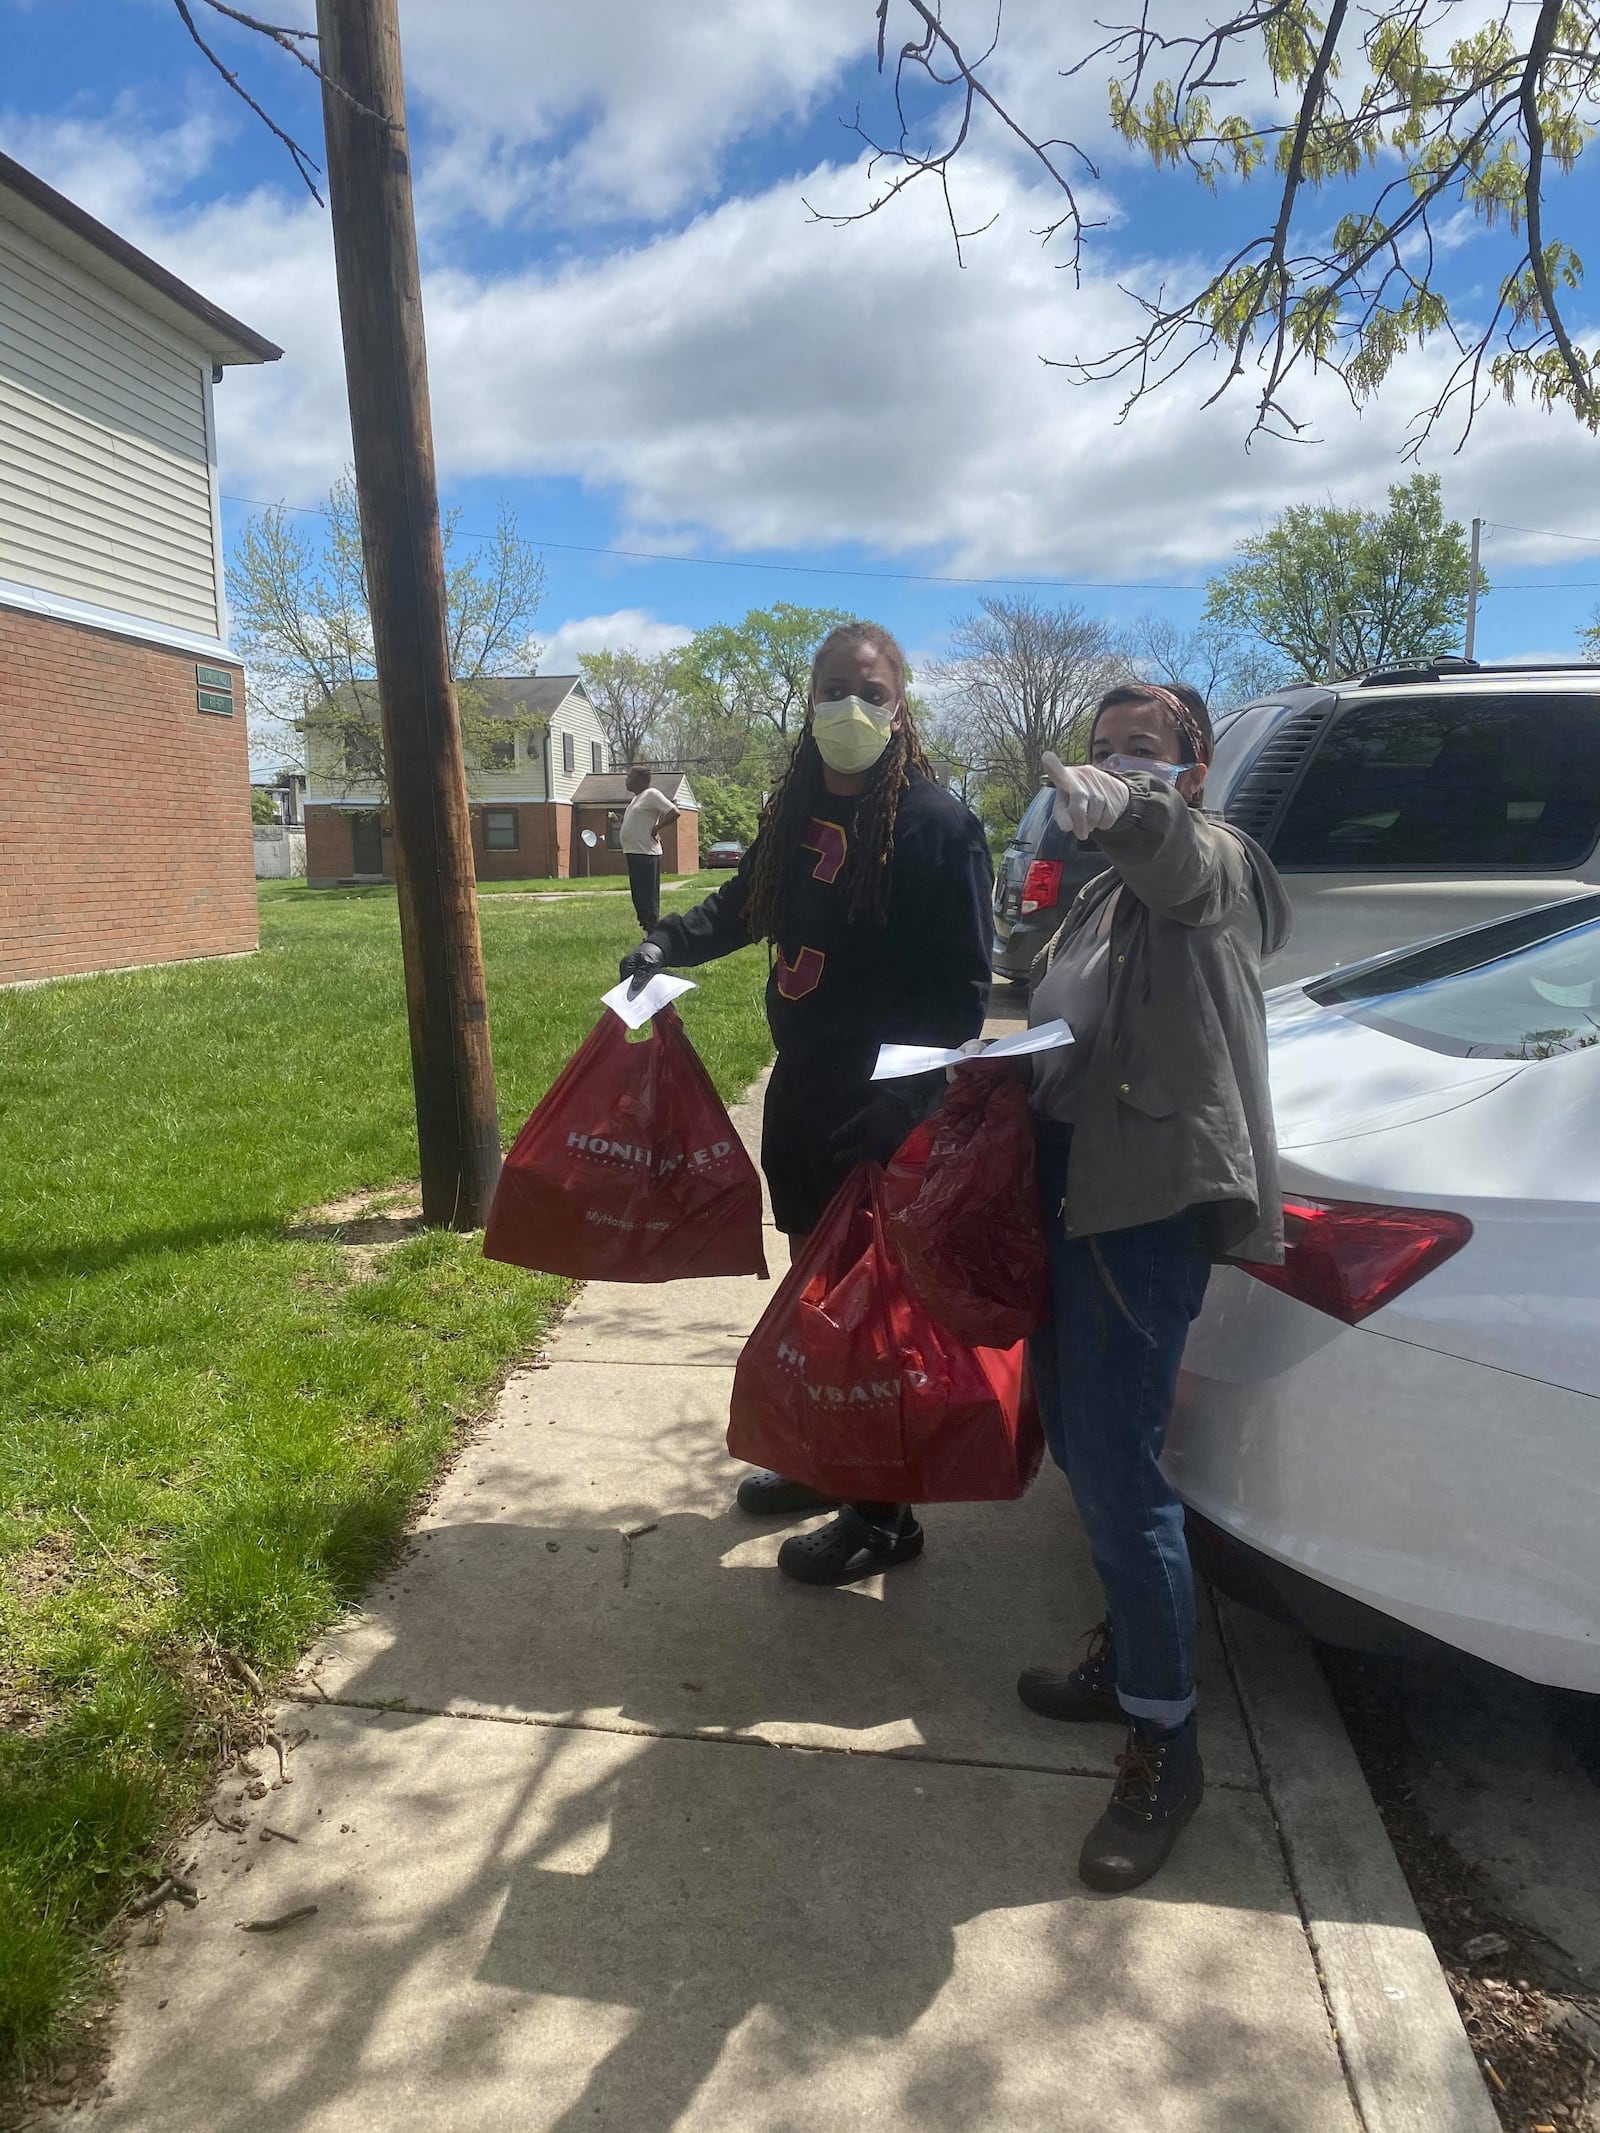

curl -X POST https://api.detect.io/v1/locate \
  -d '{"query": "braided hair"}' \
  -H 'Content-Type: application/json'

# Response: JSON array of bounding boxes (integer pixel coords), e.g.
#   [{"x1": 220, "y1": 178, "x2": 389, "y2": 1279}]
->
[{"x1": 742, "y1": 621, "x2": 930, "y2": 940}]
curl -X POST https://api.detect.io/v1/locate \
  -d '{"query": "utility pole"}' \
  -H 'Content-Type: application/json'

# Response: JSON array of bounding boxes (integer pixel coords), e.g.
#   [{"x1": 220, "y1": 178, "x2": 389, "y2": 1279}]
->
[
  {"x1": 315, "y1": 0, "x2": 501, "y2": 1228},
  {"x1": 1465, "y1": 516, "x2": 1483, "y2": 659}
]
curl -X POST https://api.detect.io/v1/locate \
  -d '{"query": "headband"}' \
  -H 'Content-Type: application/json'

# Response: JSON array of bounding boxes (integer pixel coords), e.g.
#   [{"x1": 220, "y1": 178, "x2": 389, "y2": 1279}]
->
[{"x1": 1140, "y1": 684, "x2": 1212, "y2": 766}]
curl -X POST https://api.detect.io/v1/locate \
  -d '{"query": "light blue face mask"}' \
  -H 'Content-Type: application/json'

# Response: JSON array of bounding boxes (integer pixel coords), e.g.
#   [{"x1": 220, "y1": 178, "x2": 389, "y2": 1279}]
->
[{"x1": 1101, "y1": 753, "x2": 1196, "y2": 786}]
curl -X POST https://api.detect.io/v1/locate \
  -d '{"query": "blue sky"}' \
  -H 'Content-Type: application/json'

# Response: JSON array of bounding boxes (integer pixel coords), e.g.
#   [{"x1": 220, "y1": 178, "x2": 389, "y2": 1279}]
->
[{"x1": 6, "y1": 0, "x2": 1600, "y2": 711}]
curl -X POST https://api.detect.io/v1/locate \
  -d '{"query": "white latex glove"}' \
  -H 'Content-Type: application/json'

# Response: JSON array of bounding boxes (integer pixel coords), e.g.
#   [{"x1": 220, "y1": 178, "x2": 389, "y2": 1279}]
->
[{"x1": 1041, "y1": 752, "x2": 1132, "y2": 841}]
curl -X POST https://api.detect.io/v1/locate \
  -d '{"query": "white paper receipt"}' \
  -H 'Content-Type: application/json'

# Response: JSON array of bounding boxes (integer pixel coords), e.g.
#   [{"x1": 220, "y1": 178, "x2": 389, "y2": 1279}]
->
[
  {"x1": 601, "y1": 971, "x2": 697, "y2": 1030},
  {"x1": 870, "y1": 1018, "x2": 1073, "y2": 1081}
]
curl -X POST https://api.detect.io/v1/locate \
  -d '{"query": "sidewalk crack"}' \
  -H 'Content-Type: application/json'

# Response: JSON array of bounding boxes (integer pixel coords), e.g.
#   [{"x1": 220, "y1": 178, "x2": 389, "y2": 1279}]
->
[{"x1": 283, "y1": 1692, "x2": 1263, "y2": 1790}]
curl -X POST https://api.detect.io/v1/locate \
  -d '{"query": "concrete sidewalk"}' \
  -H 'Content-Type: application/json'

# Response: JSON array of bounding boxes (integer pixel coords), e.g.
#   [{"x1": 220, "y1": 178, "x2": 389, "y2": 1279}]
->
[{"x1": 86, "y1": 1070, "x2": 1368, "y2": 2133}]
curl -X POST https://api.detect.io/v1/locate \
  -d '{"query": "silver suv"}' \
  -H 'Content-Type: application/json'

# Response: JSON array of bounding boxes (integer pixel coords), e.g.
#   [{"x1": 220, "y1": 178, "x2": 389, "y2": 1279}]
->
[{"x1": 1211, "y1": 659, "x2": 1600, "y2": 983}]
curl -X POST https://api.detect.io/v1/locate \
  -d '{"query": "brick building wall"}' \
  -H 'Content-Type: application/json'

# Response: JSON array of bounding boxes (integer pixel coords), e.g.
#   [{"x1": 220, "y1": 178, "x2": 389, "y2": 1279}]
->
[
  {"x1": 305, "y1": 801, "x2": 597, "y2": 885},
  {"x1": 0, "y1": 605, "x2": 258, "y2": 984},
  {"x1": 303, "y1": 806, "x2": 358, "y2": 885}
]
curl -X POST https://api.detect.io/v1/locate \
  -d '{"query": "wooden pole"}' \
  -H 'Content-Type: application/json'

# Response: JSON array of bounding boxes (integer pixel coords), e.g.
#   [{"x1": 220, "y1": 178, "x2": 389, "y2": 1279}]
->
[
  {"x1": 1465, "y1": 516, "x2": 1482, "y2": 660},
  {"x1": 314, "y1": 0, "x2": 501, "y2": 1227}
]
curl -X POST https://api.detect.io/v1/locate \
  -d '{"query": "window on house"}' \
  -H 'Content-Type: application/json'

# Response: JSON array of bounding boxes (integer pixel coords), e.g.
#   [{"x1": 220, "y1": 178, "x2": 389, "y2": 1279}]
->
[
  {"x1": 343, "y1": 729, "x2": 384, "y2": 778},
  {"x1": 561, "y1": 732, "x2": 575, "y2": 774},
  {"x1": 484, "y1": 733, "x2": 516, "y2": 771},
  {"x1": 591, "y1": 739, "x2": 604, "y2": 774},
  {"x1": 484, "y1": 809, "x2": 518, "y2": 851}
]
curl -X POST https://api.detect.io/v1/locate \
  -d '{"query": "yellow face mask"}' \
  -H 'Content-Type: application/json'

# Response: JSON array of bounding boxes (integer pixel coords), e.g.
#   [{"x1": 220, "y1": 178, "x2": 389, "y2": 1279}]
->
[{"x1": 811, "y1": 696, "x2": 895, "y2": 775}]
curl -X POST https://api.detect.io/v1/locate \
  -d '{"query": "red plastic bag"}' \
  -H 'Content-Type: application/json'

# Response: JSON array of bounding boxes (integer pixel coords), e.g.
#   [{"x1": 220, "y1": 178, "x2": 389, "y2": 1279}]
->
[
  {"x1": 884, "y1": 1071, "x2": 1050, "y2": 1348},
  {"x1": 728, "y1": 1163, "x2": 1042, "y2": 1503},
  {"x1": 484, "y1": 1005, "x2": 767, "y2": 1282}
]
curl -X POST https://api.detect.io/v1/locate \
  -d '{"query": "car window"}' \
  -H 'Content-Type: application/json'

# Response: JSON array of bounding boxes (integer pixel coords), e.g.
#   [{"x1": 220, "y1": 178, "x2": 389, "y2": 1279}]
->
[
  {"x1": 1273, "y1": 694, "x2": 1600, "y2": 871},
  {"x1": 1308, "y1": 893, "x2": 1600, "y2": 1059}
]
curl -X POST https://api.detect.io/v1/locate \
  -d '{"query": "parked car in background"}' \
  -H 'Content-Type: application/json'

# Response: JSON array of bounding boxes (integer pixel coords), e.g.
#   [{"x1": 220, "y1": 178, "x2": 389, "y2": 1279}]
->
[
  {"x1": 705, "y1": 839, "x2": 745, "y2": 868},
  {"x1": 993, "y1": 661, "x2": 1600, "y2": 988},
  {"x1": 989, "y1": 786, "x2": 1101, "y2": 986},
  {"x1": 1210, "y1": 659, "x2": 1600, "y2": 983},
  {"x1": 1168, "y1": 892, "x2": 1600, "y2": 1692}
]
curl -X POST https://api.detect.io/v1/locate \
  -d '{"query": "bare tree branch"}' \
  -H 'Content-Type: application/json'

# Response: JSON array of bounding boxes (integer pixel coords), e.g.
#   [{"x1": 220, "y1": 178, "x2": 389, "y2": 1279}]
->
[
  {"x1": 168, "y1": 0, "x2": 399, "y2": 206},
  {"x1": 171, "y1": 0, "x2": 325, "y2": 202},
  {"x1": 809, "y1": 0, "x2": 1103, "y2": 273}
]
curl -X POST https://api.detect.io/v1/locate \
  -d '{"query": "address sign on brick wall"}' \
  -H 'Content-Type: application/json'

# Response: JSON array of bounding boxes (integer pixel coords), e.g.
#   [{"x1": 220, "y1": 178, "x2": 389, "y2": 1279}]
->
[{"x1": 195, "y1": 663, "x2": 236, "y2": 716}]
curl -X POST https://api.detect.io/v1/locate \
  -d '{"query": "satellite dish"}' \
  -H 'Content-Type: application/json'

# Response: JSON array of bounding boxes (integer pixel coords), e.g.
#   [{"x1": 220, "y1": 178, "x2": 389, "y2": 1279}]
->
[{"x1": 580, "y1": 829, "x2": 599, "y2": 847}]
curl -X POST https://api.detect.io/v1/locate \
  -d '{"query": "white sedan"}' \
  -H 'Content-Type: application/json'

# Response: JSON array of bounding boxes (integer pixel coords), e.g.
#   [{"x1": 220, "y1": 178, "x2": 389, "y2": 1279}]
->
[{"x1": 1168, "y1": 893, "x2": 1600, "y2": 1693}]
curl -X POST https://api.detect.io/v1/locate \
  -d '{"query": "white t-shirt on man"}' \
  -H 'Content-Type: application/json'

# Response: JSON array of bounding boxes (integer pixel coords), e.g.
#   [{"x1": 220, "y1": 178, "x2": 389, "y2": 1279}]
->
[{"x1": 620, "y1": 787, "x2": 675, "y2": 857}]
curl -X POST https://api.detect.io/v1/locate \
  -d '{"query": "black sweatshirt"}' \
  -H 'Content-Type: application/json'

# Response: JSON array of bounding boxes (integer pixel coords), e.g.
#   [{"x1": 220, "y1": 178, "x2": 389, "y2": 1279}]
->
[{"x1": 648, "y1": 770, "x2": 994, "y2": 1079}]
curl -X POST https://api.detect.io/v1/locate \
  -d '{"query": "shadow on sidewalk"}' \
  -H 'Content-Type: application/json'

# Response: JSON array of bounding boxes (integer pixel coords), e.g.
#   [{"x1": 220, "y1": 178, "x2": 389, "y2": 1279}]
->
[{"x1": 328, "y1": 1497, "x2": 1139, "y2": 1763}]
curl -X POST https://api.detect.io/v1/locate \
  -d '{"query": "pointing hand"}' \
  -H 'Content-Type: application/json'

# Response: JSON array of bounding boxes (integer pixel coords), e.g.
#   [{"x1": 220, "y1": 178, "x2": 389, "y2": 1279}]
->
[{"x1": 1041, "y1": 753, "x2": 1132, "y2": 841}]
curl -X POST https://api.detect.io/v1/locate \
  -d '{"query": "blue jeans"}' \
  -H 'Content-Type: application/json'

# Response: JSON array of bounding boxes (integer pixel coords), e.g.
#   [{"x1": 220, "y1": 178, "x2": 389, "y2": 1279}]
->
[{"x1": 1029, "y1": 1123, "x2": 1214, "y2": 1727}]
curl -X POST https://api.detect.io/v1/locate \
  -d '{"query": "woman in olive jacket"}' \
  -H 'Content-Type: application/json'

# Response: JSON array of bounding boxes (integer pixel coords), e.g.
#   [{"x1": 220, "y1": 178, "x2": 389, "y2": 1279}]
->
[{"x1": 1010, "y1": 681, "x2": 1291, "y2": 1895}]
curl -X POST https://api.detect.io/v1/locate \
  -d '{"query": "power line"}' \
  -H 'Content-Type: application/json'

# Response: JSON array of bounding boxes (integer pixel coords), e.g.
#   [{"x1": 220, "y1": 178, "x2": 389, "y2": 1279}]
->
[
  {"x1": 1484, "y1": 520, "x2": 1600, "y2": 548},
  {"x1": 218, "y1": 492, "x2": 1600, "y2": 592},
  {"x1": 218, "y1": 491, "x2": 1199, "y2": 593}
]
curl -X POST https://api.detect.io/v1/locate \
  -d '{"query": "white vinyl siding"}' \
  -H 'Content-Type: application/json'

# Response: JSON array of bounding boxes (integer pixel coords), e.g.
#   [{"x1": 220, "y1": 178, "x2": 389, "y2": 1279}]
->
[
  {"x1": 548, "y1": 687, "x2": 607, "y2": 802},
  {"x1": 0, "y1": 218, "x2": 219, "y2": 637}
]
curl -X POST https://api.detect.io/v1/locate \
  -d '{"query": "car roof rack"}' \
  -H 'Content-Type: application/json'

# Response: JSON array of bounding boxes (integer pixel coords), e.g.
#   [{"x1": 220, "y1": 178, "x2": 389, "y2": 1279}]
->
[
  {"x1": 1354, "y1": 655, "x2": 1600, "y2": 686},
  {"x1": 1466, "y1": 659, "x2": 1600, "y2": 673},
  {"x1": 1355, "y1": 656, "x2": 1480, "y2": 685}
]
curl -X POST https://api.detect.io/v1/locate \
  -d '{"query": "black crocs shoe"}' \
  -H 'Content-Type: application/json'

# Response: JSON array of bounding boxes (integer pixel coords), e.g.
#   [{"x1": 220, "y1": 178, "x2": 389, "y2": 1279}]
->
[
  {"x1": 734, "y1": 1469, "x2": 841, "y2": 1517},
  {"x1": 777, "y1": 1507, "x2": 924, "y2": 1587},
  {"x1": 1017, "y1": 1620, "x2": 1121, "y2": 1724},
  {"x1": 1079, "y1": 1715, "x2": 1203, "y2": 1893}
]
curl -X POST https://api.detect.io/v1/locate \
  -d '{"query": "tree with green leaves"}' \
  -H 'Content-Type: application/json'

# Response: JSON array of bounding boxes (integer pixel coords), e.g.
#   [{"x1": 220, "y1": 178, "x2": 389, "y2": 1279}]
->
[
  {"x1": 232, "y1": 475, "x2": 547, "y2": 797},
  {"x1": 1205, "y1": 472, "x2": 1476, "y2": 678},
  {"x1": 691, "y1": 774, "x2": 764, "y2": 848},
  {"x1": 838, "y1": 5, "x2": 1600, "y2": 447},
  {"x1": 673, "y1": 603, "x2": 857, "y2": 754},
  {"x1": 576, "y1": 647, "x2": 682, "y2": 768},
  {"x1": 1580, "y1": 610, "x2": 1600, "y2": 660}
]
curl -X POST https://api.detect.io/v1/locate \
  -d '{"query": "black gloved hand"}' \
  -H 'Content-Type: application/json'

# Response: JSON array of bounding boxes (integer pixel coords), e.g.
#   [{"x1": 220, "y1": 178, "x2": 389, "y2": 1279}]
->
[
  {"x1": 827, "y1": 1091, "x2": 917, "y2": 1171},
  {"x1": 618, "y1": 941, "x2": 665, "y2": 998}
]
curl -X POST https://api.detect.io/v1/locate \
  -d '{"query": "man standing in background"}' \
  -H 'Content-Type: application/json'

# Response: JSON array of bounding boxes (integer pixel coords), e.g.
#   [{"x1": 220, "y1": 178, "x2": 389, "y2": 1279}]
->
[{"x1": 619, "y1": 766, "x2": 679, "y2": 934}]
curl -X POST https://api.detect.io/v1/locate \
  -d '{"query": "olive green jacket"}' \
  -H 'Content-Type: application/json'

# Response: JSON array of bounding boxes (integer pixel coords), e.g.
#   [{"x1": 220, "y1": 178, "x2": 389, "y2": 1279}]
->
[{"x1": 1029, "y1": 776, "x2": 1292, "y2": 1263}]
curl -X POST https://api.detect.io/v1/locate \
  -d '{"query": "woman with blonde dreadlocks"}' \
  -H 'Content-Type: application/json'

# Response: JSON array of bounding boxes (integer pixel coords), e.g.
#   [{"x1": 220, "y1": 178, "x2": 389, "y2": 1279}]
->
[{"x1": 618, "y1": 621, "x2": 994, "y2": 1584}]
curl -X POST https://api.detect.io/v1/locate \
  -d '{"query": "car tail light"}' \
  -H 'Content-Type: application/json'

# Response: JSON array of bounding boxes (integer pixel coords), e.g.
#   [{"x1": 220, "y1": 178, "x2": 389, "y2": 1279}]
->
[
  {"x1": 1020, "y1": 860, "x2": 1062, "y2": 916},
  {"x1": 1241, "y1": 1196, "x2": 1473, "y2": 1325}
]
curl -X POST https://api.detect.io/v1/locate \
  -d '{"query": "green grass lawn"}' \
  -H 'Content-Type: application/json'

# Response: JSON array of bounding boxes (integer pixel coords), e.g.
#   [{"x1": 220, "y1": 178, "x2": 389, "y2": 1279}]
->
[{"x1": 0, "y1": 887, "x2": 771, "y2": 2073}]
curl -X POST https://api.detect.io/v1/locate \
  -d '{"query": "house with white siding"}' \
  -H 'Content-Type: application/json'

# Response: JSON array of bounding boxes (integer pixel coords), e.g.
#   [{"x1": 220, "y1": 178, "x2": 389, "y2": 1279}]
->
[
  {"x1": 303, "y1": 674, "x2": 624, "y2": 883},
  {"x1": 0, "y1": 150, "x2": 281, "y2": 983}
]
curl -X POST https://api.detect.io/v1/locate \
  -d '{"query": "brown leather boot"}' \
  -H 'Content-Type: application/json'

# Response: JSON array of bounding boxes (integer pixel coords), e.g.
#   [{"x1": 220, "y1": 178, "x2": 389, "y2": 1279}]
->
[{"x1": 1079, "y1": 1716, "x2": 1203, "y2": 1892}]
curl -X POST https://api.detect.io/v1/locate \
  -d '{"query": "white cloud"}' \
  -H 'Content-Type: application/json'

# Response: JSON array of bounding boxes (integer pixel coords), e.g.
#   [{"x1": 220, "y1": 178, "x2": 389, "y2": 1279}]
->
[
  {"x1": 0, "y1": 94, "x2": 222, "y2": 222},
  {"x1": 537, "y1": 609, "x2": 695, "y2": 673},
  {"x1": 8, "y1": 105, "x2": 1596, "y2": 599},
  {"x1": 411, "y1": 157, "x2": 1599, "y2": 583},
  {"x1": 402, "y1": 0, "x2": 866, "y2": 226}
]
